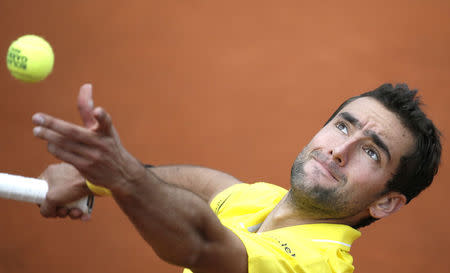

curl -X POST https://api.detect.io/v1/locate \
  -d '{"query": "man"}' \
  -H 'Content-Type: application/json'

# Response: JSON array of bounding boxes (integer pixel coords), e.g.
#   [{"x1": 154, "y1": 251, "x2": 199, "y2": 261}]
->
[{"x1": 33, "y1": 83, "x2": 441, "y2": 273}]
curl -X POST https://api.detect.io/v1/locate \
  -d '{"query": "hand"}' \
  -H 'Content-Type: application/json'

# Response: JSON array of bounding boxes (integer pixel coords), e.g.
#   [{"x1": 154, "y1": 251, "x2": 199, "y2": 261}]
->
[
  {"x1": 38, "y1": 84, "x2": 95, "y2": 220},
  {"x1": 39, "y1": 162, "x2": 91, "y2": 220},
  {"x1": 32, "y1": 84, "x2": 147, "y2": 192}
]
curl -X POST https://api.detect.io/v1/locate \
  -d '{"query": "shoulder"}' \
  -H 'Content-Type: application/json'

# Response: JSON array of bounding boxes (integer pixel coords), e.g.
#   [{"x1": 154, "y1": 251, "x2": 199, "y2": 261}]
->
[{"x1": 210, "y1": 182, "x2": 287, "y2": 215}]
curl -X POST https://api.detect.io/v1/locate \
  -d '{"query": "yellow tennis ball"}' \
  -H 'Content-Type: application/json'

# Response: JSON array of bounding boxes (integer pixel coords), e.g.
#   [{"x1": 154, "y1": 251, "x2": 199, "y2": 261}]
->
[{"x1": 6, "y1": 35, "x2": 54, "y2": 83}]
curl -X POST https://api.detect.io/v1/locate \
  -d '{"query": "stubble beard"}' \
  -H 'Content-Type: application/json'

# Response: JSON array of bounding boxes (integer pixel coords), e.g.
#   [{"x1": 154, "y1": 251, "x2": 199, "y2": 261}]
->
[{"x1": 289, "y1": 148, "x2": 356, "y2": 219}]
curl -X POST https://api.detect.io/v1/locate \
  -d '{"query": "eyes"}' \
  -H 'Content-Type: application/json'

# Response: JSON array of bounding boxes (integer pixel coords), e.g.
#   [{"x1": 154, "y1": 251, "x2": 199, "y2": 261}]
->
[
  {"x1": 335, "y1": 121, "x2": 380, "y2": 162},
  {"x1": 363, "y1": 147, "x2": 379, "y2": 161},
  {"x1": 336, "y1": 122, "x2": 348, "y2": 135}
]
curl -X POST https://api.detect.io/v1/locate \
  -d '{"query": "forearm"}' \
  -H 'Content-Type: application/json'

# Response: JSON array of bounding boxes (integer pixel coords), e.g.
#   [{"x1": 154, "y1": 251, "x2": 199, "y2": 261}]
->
[
  {"x1": 147, "y1": 165, "x2": 241, "y2": 202},
  {"x1": 110, "y1": 167, "x2": 226, "y2": 268}
]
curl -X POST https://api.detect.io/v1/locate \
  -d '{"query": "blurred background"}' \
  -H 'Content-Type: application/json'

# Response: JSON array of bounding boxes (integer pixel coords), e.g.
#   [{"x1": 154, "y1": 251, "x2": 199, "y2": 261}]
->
[{"x1": 1, "y1": 1, "x2": 449, "y2": 272}]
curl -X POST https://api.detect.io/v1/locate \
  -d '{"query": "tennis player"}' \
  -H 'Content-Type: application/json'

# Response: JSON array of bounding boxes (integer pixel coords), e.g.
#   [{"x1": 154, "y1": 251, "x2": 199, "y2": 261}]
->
[{"x1": 33, "y1": 83, "x2": 441, "y2": 273}]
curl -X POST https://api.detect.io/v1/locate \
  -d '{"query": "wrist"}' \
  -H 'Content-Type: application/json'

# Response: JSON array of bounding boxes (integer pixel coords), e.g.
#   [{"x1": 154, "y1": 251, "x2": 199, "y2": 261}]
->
[{"x1": 85, "y1": 164, "x2": 153, "y2": 196}]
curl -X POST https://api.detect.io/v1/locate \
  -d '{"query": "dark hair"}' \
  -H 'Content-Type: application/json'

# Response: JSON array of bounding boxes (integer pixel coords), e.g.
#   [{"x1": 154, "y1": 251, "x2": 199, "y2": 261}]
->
[{"x1": 325, "y1": 83, "x2": 442, "y2": 229}]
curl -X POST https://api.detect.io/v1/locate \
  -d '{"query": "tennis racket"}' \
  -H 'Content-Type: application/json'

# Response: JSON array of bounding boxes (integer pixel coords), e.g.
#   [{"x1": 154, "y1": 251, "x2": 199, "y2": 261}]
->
[{"x1": 0, "y1": 172, "x2": 94, "y2": 214}]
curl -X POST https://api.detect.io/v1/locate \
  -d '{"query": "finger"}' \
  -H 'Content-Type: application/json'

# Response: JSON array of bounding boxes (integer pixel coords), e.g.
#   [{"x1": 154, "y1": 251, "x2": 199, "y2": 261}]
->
[
  {"x1": 32, "y1": 113, "x2": 99, "y2": 146},
  {"x1": 80, "y1": 213, "x2": 91, "y2": 221},
  {"x1": 33, "y1": 123, "x2": 110, "y2": 181},
  {"x1": 92, "y1": 107, "x2": 122, "y2": 144},
  {"x1": 57, "y1": 207, "x2": 69, "y2": 217},
  {"x1": 34, "y1": 127, "x2": 97, "y2": 166},
  {"x1": 68, "y1": 209, "x2": 83, "y2": 219},
  {"x1": 77, "y1": 84, "x2": 97, "y2": 129},
  {"x1": 46, "y1": 143, "x2": 113, "y2": 182},
  {"x1": 40, "y1": 198, "x2": 57, "y2": 218},
  {"x1": 33, "y1": 126, "x2": 102, "y2": 161},
  {"x1": 47, "y1": 143, "x2": 93, "y2": 171},
  {"x1": 93, "y1": 107, "x2": 114, "y2": 136},
  {"x1": 33, "y1": 125, "x2": 80, "y2": 149}
]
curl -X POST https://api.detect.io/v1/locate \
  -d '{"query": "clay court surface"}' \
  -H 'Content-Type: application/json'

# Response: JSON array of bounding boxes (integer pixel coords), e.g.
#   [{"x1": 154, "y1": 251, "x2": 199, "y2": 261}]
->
[{"x1": 1, "y1": 1, "x2": 449, "y2": 272}]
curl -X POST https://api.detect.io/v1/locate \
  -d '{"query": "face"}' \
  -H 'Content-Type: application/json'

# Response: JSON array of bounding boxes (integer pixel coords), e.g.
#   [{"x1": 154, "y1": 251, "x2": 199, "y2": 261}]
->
[{"x1": 289, "y1": 97, "x2": 414, "y2": 219}]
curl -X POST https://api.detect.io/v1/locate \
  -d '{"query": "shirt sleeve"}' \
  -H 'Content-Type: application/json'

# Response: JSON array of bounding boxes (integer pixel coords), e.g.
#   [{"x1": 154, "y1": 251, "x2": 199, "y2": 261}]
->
[{"x1": 209, "y1": 183, "x2": 250, "y2": 214}]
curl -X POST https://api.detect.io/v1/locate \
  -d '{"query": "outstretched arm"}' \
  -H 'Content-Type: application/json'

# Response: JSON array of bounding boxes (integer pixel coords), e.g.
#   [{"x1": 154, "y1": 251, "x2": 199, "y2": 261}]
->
[
  {"x1": 150, "y1": 165, "x2": 241, "y2": 203},
  {"x1": 113, "y1": 167, "x2": 246, "y2": 272},
  {"x1": 38, "y1": 84, "x2": 240, "y2": 218},
  {"x1": 33, "y1": 84, "x2": 247, "y2": 272},
  {"x1": 39, "y1": 163, "x2": 241, "y2": 220}
]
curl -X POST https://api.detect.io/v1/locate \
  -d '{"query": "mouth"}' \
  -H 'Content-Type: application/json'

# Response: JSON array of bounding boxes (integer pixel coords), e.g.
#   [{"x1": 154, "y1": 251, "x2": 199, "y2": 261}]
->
[{"x1": 311, "y1": 154, "x2": 340, "y2": 182}]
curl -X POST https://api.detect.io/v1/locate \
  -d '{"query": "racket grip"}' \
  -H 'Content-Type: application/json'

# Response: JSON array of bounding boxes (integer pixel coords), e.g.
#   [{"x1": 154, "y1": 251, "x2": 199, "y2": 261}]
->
[{"x1": 0, "y1": 172, "x2": 94, "y2": 215}]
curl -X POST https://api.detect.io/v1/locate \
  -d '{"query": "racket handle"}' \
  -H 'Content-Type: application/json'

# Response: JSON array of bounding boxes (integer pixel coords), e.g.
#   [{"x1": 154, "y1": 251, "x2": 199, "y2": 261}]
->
[{"x1": 0, "y1": 172, "x2": 94, "y2": 215}]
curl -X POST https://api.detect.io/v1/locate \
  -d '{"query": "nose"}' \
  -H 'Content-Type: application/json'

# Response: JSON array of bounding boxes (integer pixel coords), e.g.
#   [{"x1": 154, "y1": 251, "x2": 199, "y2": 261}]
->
[{"x1": 329, "y1": 139, "x2": 356, "y2": 166}]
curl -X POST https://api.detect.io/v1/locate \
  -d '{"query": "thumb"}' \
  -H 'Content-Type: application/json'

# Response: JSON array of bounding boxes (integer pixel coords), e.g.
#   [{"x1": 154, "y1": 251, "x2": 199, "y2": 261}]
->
[{"x1": 77, "y1": 83, "x2": 97, "y2": 129}]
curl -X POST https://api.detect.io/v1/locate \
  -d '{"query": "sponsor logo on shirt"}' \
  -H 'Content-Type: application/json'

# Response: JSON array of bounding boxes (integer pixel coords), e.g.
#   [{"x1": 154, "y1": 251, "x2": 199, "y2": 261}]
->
[{"x1": 277, "y1": 239, "x2": 296, "y2": 257}]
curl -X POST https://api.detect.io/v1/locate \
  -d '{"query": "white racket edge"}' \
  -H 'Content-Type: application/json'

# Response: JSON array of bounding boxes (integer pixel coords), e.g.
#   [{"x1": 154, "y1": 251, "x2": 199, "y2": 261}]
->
[{"x1": 0, "y1": 172, "x2": 94, "y2": 215}]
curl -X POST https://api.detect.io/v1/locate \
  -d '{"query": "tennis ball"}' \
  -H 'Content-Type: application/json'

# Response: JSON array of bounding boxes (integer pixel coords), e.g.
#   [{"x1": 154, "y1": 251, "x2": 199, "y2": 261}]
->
[{"x1": 6, "y1": 35, "x2": 54, "y2": 83}]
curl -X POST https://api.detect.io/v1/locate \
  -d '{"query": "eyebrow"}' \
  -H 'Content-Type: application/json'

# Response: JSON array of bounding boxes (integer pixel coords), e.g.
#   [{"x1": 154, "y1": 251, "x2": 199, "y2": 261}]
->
[{"x1": 338, "y1": 112, "x2": 392, "y2": 161}]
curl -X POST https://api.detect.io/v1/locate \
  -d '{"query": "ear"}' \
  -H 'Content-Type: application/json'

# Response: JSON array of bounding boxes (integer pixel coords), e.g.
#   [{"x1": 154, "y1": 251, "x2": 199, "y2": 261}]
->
[{"x1": 369, "y1": 192, "x2": 407, "y2": 219}]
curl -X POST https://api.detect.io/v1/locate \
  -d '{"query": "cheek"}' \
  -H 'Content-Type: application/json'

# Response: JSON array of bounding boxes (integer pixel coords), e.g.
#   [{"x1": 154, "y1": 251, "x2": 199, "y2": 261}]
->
[
  {"x1": 309, "y1": 127, "x2": 342, "y2": 148},
  {"x1": 345, "y1": 161, "x2": 389, "y2": 194}
]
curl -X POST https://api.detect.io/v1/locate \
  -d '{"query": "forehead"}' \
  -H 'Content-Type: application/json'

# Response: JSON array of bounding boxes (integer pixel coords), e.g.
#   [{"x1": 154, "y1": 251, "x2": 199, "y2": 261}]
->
[{"x1": 336, "y1": 97, "x2": 415, "y2": 160}]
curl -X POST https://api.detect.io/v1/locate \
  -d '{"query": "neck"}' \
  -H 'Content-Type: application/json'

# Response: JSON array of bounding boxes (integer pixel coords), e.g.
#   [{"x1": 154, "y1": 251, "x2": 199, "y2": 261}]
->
[{"x1": 257, "y1": 192, "x2": 363, "y2": 233}]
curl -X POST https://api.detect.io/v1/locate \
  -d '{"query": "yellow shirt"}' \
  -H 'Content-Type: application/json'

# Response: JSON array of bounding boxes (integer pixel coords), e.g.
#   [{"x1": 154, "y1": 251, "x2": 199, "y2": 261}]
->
[{"x1": 184, "y1": 182, "x2": 361, "y2": 273}]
